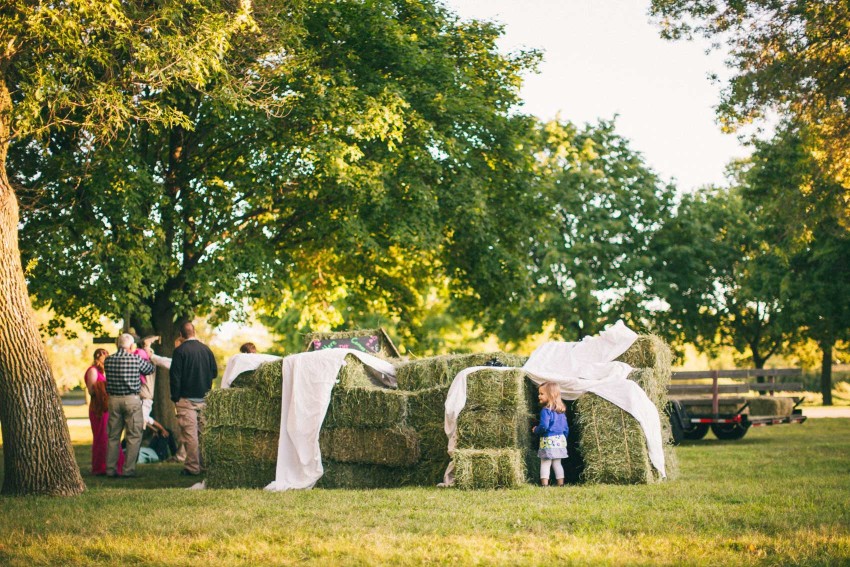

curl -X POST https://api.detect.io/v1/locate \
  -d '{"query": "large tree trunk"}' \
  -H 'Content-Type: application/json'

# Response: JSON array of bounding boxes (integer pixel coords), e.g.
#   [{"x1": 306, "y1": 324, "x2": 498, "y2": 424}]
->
[
  {"x1": 820, "y1": 339, "x2": 833, "y2": 406},
  {"x1": 150, "y1": 306, "x2": 185, "y2": 434},
  {"x1": 0, "y1": 80, "x2": 85, "y2": 495}
]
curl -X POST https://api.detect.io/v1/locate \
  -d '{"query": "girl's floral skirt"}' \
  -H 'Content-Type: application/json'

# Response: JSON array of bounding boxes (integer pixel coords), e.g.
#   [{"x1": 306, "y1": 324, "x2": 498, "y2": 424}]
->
[{"x1": 538, "y1": 433, "x2": 568, "y2": 459}]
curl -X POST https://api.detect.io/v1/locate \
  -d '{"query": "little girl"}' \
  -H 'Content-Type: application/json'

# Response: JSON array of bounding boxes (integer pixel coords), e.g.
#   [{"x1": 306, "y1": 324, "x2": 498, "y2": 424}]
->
[{"x1": 533, "y1": 381, "x2": 568, "y2": 486}]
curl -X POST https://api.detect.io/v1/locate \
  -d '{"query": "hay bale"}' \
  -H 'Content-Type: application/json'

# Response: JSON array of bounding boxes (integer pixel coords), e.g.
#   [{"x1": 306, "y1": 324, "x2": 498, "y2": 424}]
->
[
  {"x1": 456, "y1": 410, "x2": 526, "y2": 449},
  {"x1": 229, "y1": 359, "x2": 284, "y2": 398},
  {"x1": 575, "y1": 393, "x2": 656, "y2": 484},
  {"x1": 617, "y1": 335, "x2": 672, "y2": 376},
  {"x1": 406, "y1": 386, "x2": 449, "y2": 429},
  {"x1": 227, "y1": 354, "x2": 377, "y2": 400},
  {"x1": 319, "y1": 427, "x2": 420, "y2": 466},
  {"x1": 682, "y1": 401, "x2": 748, "y2": 416},
  {"x1": 317, "y1": 461, "x2": 403, "y2": 489},
  {"x1": 573, "y1": 389, "x2": 683, "y2": 485},
  {"x1": 629, "y1": 368, "x2": 670, "y2": 410},
  {"x1": 337, "y1": 355, "x2": 377, "y2": 389},
  {"x1": 395, "y1": 356, "x2": 452, "y2": 390},
  {"x1": 203, "y1": 388, "x2": 281, "y2": 433},
  {"x1": 205, "y1": 460, "x2": 276, "y2": 489},
  {"x1": 748, "y1": 396, "x2": 795, "y2": 417},
  {"x1": 465, "y1": 369, "x2": 527, "y2": 413},
  {"x1": 202, "y1": 427, "x2": 278, "y2": 463},
  {"x1": 452, "y1": 449, "x2": 526, "y2": 490},
  {"x1": 324, "y1": 387, "x2": 408, "y2": 429},
  {"x1": 396, "y1": 352, "x2": 527, "y2": 391}
]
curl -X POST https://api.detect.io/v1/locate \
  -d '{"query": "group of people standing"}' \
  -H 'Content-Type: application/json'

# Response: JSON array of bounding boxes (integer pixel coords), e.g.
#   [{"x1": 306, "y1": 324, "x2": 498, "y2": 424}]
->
[{"x1": 84, "y1": 322, "x2": 218, "y2": 478}]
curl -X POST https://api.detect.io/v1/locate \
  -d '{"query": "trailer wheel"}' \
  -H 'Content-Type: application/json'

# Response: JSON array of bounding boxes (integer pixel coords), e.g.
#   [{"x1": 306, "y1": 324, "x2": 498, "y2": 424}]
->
[
  {"x1": 710, "y1": 422, "x2": 749, "y2": 440},
  {"x1": 682, "y1": 423, "x2": 709, "y2": 440}
]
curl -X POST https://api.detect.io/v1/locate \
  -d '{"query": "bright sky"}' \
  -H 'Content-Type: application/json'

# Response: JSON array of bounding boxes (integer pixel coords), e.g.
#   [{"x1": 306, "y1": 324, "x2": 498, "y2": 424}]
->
[{"x1": 443, "y1": 0, "x2": 749, "y2": 193}]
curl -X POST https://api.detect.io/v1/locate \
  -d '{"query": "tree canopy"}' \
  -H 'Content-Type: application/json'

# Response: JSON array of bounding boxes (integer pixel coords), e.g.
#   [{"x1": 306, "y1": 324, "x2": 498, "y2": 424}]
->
[
  {"x1": 650, "y1": 0, "x2": 850, "y2": 227},
  {"x1": 649, "y1": 184, "x2": 794, "y2": 367},
  {"x1": 744, "y1": 122, "x2": 850, "y2": 401},
  {"x1": 14, "y1": 0, "x2": 541, "y2": 350},
  {"x1": 479, "y1": 118, "x2": 675, "y2": 342}
]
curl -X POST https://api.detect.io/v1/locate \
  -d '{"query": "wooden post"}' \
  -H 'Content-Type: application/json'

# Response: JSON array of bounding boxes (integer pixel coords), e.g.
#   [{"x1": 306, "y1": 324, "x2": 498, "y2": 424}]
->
[{"x1": 711, "y1": 370, "x2": 719, "y2": 417}]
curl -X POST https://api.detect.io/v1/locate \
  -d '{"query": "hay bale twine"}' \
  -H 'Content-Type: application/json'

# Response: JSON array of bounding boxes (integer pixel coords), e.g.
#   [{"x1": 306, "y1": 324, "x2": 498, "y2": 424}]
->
[{"x1": 452, "y1": 449, "x2": 526, "y2": 490}]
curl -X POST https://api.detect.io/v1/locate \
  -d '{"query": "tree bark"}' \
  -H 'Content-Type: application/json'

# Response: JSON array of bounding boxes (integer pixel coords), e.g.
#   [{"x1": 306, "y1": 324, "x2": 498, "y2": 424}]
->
[
  {"x1": 751, "y1": 348, "x2": 766, "y2": 392},
  {"x1": 0, "y1": 79, "x2": 85, "y2": 495},
  {"x1": 150, "y1": 305, "x2": 185, "y2": 434},
  {"x1": 820, "y1": 339, "x2": 833, "y2": 406}
]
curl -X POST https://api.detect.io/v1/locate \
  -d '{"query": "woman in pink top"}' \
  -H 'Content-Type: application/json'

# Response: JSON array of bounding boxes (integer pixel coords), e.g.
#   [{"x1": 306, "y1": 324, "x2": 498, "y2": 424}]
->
[{"x1": 84, "y1": 348, "x2": 124, "y2": 476}]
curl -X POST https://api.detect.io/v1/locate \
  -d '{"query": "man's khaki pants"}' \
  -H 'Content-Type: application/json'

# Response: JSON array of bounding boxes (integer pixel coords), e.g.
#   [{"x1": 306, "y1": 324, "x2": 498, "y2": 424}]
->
[
  {"x1": 176, "y1": 398, "x2": 206, "y2": 474},
  {"x1": 107, "y1": 394, "x2": 143, "y2": 476}
]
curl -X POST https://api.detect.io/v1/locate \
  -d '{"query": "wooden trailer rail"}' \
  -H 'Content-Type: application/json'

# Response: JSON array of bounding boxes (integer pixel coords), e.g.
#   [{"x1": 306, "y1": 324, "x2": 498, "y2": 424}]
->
[{"x1": 670, "y1": 368, "x2": 803, "y2": 415}]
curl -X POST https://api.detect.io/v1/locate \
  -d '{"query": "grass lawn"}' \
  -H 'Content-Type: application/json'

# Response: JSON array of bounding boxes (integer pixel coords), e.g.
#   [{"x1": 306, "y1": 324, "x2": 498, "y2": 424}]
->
[{"x1": 1, "y1": 420, "x2": 849, "y2": 566}]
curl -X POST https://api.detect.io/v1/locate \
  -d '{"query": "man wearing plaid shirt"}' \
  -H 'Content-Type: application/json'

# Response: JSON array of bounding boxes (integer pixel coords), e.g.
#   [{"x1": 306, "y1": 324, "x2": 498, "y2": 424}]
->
[{"x1": 104, "y1": 333, "x2": 156, "y2": 477}]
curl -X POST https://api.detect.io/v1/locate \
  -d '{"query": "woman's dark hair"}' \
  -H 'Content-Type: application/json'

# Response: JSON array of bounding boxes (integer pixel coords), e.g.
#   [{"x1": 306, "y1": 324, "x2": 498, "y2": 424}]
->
[{"x1": 239, "y1": 342, "x2": 257, "y2": 354}]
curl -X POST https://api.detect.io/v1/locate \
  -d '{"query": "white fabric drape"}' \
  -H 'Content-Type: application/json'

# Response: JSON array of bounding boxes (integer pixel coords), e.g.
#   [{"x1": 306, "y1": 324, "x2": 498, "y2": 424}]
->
[
  {"x1": 264, "y1": 349, "x2": 396, "y2": 491},
  {"x1": 443, "y1": 321, "x2": 666, "y2": 484},
  {"x1": 220, "y1": 353, "x2": 284, "y2": 389}
]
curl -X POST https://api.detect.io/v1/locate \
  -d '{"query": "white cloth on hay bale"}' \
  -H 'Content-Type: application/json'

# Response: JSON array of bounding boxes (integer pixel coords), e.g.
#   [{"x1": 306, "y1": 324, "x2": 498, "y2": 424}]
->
[
  {"x1": 442, "y1": 320, "x2": 666, "y2": 485},
  {"x1": 264, "y1": 349, "x2": 395, "y2": 491},
  {"x1": 220, "y1": 353, "x2": 285, "y2": 389},
  {"x1": 216, "y1": 349, "x2": 395, "y2": 491}
]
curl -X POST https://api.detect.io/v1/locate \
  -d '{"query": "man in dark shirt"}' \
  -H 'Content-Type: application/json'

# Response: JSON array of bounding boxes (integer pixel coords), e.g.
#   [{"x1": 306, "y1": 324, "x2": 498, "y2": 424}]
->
[
  {"x1": 170, "y1": 322, "x2": 217, "y2": 475},
  {"x1": 104, "y1": 333, "x2": 156, "y2": 477}
]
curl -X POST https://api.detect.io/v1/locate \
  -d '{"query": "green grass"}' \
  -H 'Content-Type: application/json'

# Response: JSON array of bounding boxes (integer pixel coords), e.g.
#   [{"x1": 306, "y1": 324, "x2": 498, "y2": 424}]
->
[{"x1": 1, "y1": 421, "x2": 849, "y2": 565}]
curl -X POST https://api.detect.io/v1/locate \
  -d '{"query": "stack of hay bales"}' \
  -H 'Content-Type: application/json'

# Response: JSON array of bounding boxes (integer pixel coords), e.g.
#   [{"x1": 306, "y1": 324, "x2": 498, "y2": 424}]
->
[
  {"x1": 571, "y1": 335, "x2": 679, "y2": 484},
  {"x1": 395, "y1": 352, "x2": 531, "y2": 490},
  {"x1": 321, "y1": 351, "x2": 529, "y2": 488},
  {"x1": 202, "y1": 363, "x2": 283, "y2": 488},
  {"x1": 202, "y1": 333, "x2": 678, "y2": 489}
]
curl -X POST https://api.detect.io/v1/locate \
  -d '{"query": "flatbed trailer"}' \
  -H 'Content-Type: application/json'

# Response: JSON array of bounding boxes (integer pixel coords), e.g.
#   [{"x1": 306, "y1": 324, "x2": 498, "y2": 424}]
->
[{"x1": 667, "y1": 368, "x2": 807, "y2": 442}]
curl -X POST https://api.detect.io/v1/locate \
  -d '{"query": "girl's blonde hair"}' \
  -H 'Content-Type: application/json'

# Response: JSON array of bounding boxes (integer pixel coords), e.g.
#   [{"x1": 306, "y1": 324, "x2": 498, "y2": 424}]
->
[{"x1": 539, "y1": 382, "x2": 566, "y2": 413}]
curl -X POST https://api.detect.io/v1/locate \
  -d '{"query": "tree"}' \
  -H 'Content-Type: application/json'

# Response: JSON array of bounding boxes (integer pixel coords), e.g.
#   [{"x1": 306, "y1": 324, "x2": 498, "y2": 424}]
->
[
  {"x1": 12, "y1": 2, "x2": 542, "y2": 428},
  {"x1": 0, "y1": 0, "x2": 266, "y2": 495},
  {"x1": 649, "y1": 0, "x2": 850, "y2": 228},
  {"x1": 483, "y1": 118, "x2": 675, "y2": 342},
  {"x1": 648, "y1": 184, "x2": 794, "y2": 367},
  {"x1": 744, "y1": 123, "x2": 850, "y2": 403}
]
